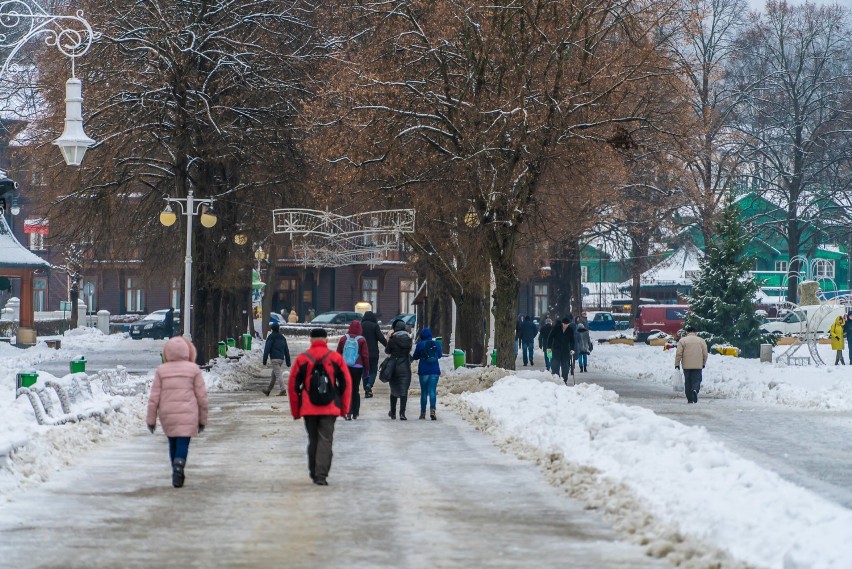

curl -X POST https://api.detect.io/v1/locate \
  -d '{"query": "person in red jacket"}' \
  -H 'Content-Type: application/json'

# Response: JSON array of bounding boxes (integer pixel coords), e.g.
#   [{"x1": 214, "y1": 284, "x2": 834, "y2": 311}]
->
[
  {"x1": 289, "y1": 328, "x2": 352, "y2": 486},
  {"x1": 336, "y1": 320, "x2": 370, "y2": 421}
]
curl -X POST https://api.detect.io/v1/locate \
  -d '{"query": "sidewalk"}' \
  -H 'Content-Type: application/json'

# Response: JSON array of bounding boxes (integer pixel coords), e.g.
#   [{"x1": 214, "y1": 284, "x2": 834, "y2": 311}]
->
[{"x1": 0, "y1": 372, "x2": 664, "y2": 569}]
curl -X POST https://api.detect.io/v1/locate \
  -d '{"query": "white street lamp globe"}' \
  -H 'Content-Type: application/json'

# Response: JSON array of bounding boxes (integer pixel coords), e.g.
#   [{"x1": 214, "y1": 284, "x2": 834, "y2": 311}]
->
[{"x1": 53, "y1": 78, "x2": 95, "y2": 166}]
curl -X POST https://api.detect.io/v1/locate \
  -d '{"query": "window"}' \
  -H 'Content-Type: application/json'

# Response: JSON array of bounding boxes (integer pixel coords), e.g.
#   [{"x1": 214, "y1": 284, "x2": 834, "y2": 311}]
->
[
  {"x1": 28, "y1": 232, "x2": 45, "y2": 251},
  {"x1": 533, "y1": 284, "x2": 549, "y2": 318},
  {"x1": 580, "y1": 266, "x2": 588, "y2": 282},
  {"x1": 362, "y1": 277, "x2": 378, "y2": 312},
  {"x1": 814, "y1": 260, "x2": 835, "y2": 279},
  {"x1": 170, "y1": 279, "x2": 181, "y2": 312},
  {"x1": 399, "y1": 279, "x2": 416, "y2": 313},
  {"x1": 125, "y1": 277, "x2": 144, "y2": 312},
  {"x1": 33, "y1": 278, "x2": 47, "y2": 312},
  {"x1": 775, "y1": 260, "x2": 788, "y2": 273}
]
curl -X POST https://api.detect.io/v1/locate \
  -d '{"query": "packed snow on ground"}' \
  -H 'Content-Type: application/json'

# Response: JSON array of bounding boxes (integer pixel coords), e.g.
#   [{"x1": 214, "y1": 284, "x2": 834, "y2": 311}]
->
[
  {"x1": 0, "y1": 328, "x2": 262, "y2": 501},
  {"x1": 463, "y1": 373, "x2": 852, "y2": 569},
  {"x1": 589, "y1": 334, "x2": 852, "y2": 410}
]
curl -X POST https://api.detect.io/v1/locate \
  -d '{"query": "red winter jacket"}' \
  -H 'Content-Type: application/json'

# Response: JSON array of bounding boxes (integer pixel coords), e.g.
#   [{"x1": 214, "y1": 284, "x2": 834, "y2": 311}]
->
[
  {"x1": 289, "y1": 339, "x2": 352, "y2": 419},
  {"x1": 336, "y1": 320, "x2": 370, "y2": 376}
]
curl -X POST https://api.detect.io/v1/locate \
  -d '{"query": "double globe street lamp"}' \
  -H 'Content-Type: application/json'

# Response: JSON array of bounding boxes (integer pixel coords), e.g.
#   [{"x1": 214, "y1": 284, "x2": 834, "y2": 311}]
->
[
  {"x1": 159, "y1": 190, "x2": 217, "y2": 339},
  {"x1": 1, "y1": 1, "x2": 97, "y2": 165}
]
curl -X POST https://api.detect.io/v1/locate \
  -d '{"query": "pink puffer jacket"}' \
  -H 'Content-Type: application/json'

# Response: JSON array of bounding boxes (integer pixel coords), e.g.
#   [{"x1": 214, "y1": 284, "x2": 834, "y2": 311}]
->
[{"x1": 146, "y1": 336, "x2": 208, "y2": 437}]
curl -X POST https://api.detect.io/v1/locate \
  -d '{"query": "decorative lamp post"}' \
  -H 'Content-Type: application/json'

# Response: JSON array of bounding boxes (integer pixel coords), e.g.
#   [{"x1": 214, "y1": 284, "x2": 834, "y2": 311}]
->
[
  {"x1": 1, "y1": 1, "x2": 98, "y2": 165},
  {"x1": 159, "y1": 190, "x2": 217, "y2": 338}
]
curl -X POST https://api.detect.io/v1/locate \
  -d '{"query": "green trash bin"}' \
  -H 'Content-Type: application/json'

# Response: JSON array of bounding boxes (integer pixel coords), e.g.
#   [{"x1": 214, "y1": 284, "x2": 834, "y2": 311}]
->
[
  {"x1": 70, "y1": 357, "x2": 86, "y2": 373},
  {"x1": 17, "y1": 371, "x2": 38, "y2": 389},
  {"x1": 241, "y1": 334, "x2": 252, "y2": 350},
  {"x1": 218, "y1": 341, "x2": 227, "y2": 357},
  {"x1": 491, "y1": 349, "x2": 497, "y2": 366},
  {"x1": 452, "y1": 349, "x2": 465, "y2": 369},
  {"x1": 435, "y1": 337, "x2": 443, "y2": 353},
  {"x1": 226, "y1": 338, "x2": 236, "y2": 348}
]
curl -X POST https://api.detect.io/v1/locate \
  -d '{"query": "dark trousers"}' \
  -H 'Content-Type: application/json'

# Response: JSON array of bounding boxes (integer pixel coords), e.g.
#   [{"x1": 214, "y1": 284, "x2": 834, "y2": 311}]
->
[
  {"x1": 683, "y1": 369, "x2": 703, "y2": 403},
  {"x1": 168, "y1": 436, "x2": 191, "y2": 465},
  {"x1": 304, "y1": 415, "x2": 336, "y2": 482},
  {"x1": 848, "y1": 338, "x2": 852, "y2": 366},
  {"x1": 348, "y1": 366, "x2": 363, "y2": 417},
  {"x1": 364, "y1": 356, "x2": 379, "y2": 390},
  {"x1": 522, "y1": 340, "x2": 534, "y2": 365},
  {"x1": 543, "y1": 347, "x2": 550, "y2": 370},
  {"x1": 551, "y1": 353, "x2": 572, "y2": 383},
  {"x1": 390, "y1": 395, "x2": 408, "y2": 418}
]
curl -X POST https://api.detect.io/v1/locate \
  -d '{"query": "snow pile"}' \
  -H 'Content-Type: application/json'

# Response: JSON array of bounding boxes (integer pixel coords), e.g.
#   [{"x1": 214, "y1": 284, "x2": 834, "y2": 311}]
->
[
  {"x1": 440, "y1": 364, "x2": 510, "y2": 394},
  {"x1": 591, "y1": 339, "x2": 852, "y2": 410},
  {"x1": 463, "y1": 375, "x2": 852, "y2": 569}
]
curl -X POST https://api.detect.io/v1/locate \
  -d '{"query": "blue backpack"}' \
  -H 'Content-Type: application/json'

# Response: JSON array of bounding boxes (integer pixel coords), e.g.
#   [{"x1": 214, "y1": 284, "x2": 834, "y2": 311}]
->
[
  {"x1": 342, "y1": 335, "x2": 362, "y2": 366},
  {"x1": 424, "y1": 340, "x2": 441, "y2": 363}
]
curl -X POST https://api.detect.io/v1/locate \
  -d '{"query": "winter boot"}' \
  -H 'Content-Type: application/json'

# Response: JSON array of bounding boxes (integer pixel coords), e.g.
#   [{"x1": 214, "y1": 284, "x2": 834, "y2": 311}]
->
[
  {"x1": 365, "y1": 388, "x2": 373, "y2": 398},
  {"x1": 172, "y1": 458, "x2": 186, "y2": 488},
  {"x1": 419, "y1": 412, "x2": 426, "y2": 420},
  {"x1": 261, "y1": 388, "x2": 271, "y2": 396},
  {"x1": 277, "y1": 389, "x2": 287, "y2": 396},
  {"x1": 430, "y1": 409, "x2": 437, "y2": 421}
]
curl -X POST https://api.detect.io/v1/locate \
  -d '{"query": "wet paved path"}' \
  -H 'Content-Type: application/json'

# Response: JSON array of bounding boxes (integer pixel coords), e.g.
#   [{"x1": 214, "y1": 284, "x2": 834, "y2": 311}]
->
[
  {"x1": 517, "y1": 352, "x2": 852, "y2": 509},
  {"x1": 0, "y1": 372, "x2": 665, "y2": 569}
]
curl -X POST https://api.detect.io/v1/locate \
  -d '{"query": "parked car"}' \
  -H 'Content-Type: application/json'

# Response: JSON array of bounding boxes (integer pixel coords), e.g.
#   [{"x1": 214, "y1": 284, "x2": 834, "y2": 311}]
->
[
  {"x1": 634, "y1": 304, "x2": 688, "y2": 342},
  {"x1": 390, "y1": 313, "x2": 416, "y2": 327},
  {"x1": 129, "y1": 309, "x2": 180, "y2": 339},
  {"x1": 759, "y1": 304, "x2": 846, "y2": 336},
  {"x1": 586, "y1": 311, "x2": 616, "y2": 331},
  {"x1": 309, "y1": 311, "x2": 362, "y2": 325}
]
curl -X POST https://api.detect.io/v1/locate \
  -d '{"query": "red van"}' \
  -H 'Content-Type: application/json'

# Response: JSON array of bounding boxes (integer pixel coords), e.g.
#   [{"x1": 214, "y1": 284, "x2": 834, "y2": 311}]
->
[{"x1": 635, "y1": 305, "x2": 689, "y2": 342}]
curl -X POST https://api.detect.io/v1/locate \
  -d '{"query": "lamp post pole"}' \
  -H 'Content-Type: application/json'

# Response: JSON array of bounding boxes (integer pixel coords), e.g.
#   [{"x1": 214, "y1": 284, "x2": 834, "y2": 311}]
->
[{"x1": 160, "y1": 190, "x2": 216, "y2": 339}]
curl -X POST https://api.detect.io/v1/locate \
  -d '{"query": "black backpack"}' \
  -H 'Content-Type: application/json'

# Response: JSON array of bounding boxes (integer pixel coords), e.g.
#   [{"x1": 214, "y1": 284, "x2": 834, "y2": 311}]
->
[{"x1": 300, "y1": 353, "x2": 343, "y2": 407}]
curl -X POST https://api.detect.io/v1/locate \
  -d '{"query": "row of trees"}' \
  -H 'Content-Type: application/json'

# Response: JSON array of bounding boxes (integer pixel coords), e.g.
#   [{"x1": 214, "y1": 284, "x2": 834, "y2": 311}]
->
[{"x1": 14, "y1": 0, "x2": 852, "y2": 365}]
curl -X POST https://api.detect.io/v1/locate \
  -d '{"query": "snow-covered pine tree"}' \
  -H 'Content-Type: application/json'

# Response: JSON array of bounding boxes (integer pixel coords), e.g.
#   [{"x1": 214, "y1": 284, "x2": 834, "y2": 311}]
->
[{"x1": 685, "y1": 199, "x2": 769, "y2": 358}]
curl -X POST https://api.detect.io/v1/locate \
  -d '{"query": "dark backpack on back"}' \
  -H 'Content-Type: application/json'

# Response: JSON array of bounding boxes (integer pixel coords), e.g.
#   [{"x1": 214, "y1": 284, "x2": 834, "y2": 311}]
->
[
  {"x1": 301, "y1": 353, "x2": 340, "y2": 407},
  {"x1": 424, "y1": 340, "x2": 440, "y2": 364}
]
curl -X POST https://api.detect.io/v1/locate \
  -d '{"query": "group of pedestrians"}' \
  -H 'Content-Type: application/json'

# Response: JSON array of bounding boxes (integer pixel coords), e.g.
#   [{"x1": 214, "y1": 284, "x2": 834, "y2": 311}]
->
[
  {"x1": 515, "y1": 312, "x2": 593, "y2": 385},
  {"x1": 828, "y1": 312, "x2": 852, "y2": 365}
]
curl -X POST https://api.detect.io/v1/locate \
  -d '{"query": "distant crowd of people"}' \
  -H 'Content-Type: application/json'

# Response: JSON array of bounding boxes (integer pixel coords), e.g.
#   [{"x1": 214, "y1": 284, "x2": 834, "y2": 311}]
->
[{"x1": 515, "y1": 312, "x2": 593, "y2": 384}]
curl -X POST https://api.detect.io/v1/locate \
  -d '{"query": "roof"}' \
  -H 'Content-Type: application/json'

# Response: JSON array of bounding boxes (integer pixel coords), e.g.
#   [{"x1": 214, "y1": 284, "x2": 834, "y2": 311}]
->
[
  {"x1": 0, "y1": 214, "x2": 51, "y2": 270},
  {"x1": 619, "y1": 243, "x2": 703, "y2": 288}
]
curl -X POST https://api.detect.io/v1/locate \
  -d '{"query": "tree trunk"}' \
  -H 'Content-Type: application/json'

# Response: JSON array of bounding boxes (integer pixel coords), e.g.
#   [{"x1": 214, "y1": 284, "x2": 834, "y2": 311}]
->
[
  {"x1": 427, "y1": 271, "x2": 453, "y2": 354},
  {"x1": 551, "y1": 259, "x2": 572, "y2": 321},
  {"x1": 565, "y1": 239, "x2": 583, "y2": 317},
  {"x1": 787, "y1": 226, "x2": 800, "y2": 303},
  {"x1": 455, "y1": 290, "x2": 487, "y2": 365},
  {"x1": 492, "y1": 256, "x2": 520, "y2": 370}
]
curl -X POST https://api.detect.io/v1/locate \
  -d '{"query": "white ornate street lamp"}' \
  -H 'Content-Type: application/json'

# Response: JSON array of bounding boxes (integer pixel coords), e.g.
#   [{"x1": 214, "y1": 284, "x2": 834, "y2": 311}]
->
[
  {"x1": 1, "y1": 1, "x2": 97, "y2": 165},
  {"x1": 159, "y1": 190, "x2": 217, "y2": 339}
]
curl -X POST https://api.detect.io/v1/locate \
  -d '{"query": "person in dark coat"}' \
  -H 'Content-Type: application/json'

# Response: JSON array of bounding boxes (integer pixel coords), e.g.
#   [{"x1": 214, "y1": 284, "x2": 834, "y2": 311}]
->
[
  {"x1": 520, "y1": 315, "x2": 538, "y2": 366},
  {"x1": 515, "y1": 315, "x2": 523, "y2": 360},
  {"x1": 385, "y1": 319, "x2": 413, "y2": 420},
  {"x1": 262, "y1": 322, "x2": 292, "y2": 396},
  {"x1": 336, "y1": 320, "x2": 370, "y2": 420},
  {"x1": 163, "y1": 307, "x2": 175, "y2": 339},
  {"x1": 547, "y1": 317, "x2": 576, "y2": 385},
  {"x1": 360, "y1": 311, "x2": 387, "y2": 398},
  {"x1": 538, "y1": 318, "x2": 554, "y2": 371},
  {"x1": 843, "y1": 312, "x2": 852, "y2": 364}
]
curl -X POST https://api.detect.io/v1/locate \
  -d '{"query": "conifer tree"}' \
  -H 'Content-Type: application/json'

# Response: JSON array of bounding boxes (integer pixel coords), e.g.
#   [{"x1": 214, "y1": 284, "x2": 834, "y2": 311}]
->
[{"x1": 685, "y1": 199, "x2": 769, "y2": 358}]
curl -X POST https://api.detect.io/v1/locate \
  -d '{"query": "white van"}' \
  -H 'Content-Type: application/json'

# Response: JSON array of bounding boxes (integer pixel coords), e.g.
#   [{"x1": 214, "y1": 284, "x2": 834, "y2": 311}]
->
[{"x1": 760, "y1": 304, "x2": 847, "y2": 335}]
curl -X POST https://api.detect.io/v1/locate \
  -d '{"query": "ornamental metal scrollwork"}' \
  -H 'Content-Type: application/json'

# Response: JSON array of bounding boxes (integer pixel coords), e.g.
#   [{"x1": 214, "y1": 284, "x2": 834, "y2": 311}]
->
[{"x1": 1, "y1": 0, "x2": 97, "y2": 79}]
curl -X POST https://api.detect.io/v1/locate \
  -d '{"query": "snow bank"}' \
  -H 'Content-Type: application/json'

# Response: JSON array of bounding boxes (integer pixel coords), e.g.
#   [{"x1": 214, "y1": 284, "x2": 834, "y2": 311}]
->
[
  {"x1": 591, "y1": 337, "x2": 852, "y2": 410},
  {"x1": 463, "y1": 375, "x2": 852, "y2": 569}
]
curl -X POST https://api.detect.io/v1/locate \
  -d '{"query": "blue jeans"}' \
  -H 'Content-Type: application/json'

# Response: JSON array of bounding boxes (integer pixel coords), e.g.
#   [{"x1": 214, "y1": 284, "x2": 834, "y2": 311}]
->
[
  {"x1": 168, "y1": 436, "x2": 191, "y2": 465},
  {"x1": 522, "y1": 340, "x2": 534, "y2": 365},
  {"x1": 364, "y1": 356, "x2": 379, "y2": 390},
  {"x1": 419, "y1": 374, "x2": 439, "y2": 413},
  {"x1": 576, "y1": 353, "x2": 588, "y2": 369}
]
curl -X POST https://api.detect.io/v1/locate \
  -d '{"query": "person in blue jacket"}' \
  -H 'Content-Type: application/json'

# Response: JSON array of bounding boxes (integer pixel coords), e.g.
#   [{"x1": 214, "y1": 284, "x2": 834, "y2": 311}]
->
[{"x1": 412, "y1": 327, "x2": 442, "y2": 420}]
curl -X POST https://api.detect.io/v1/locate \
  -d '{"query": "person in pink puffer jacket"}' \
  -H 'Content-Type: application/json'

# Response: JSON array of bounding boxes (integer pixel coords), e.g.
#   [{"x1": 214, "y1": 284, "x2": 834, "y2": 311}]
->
[{"x1": 146, "y1": 336, "x2": 209, "y2": 488}]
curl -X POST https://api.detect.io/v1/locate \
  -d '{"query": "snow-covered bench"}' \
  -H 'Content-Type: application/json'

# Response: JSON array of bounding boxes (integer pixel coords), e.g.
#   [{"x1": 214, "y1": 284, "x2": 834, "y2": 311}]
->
[
  {"x1": 97, "y1": 366, "x2": 151, "y2": 396},
  {"x1": 16, "y1": 374, "x2": 123, "y2": 426}
]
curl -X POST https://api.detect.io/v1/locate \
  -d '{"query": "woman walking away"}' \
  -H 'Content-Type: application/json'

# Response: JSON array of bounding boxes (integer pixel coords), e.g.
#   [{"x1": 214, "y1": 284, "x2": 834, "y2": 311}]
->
[
  {"x1": 575, "y1": 322, "x2": 593, "y2": 372},
  {"x1": 262, "y1": 322, "x2": 292, "y2": 396},
  {"x1": 830, "y1": 315, "x2": 846, "y2": 365},
  {"x1": 336, "y1": 320, "x2": 370, "y2": 420},
  {"x1": 146, "y1": 336, "x2": 209, "y2": 488},
  {"x1": 385, "y1": 319, "x2": 413, "y2": 420},
  {"x1": 412, "y1": 327, "x2": 442, "y2": 420}
]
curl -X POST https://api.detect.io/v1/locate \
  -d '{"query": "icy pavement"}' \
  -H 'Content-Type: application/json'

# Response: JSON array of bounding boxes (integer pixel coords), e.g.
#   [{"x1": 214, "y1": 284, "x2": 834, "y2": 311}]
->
[{"x1": 0, "y1": 373, "x2": 665, "y2": 569}]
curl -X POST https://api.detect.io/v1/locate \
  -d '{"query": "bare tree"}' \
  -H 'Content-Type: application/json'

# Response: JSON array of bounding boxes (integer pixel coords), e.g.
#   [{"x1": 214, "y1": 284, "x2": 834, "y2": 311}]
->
[
  {"x1": 318, "y1": 0, "x2": 681, "y2": 368},
  {"x1": 731, "y1": 1, "x2": 852, "y2": 301}
]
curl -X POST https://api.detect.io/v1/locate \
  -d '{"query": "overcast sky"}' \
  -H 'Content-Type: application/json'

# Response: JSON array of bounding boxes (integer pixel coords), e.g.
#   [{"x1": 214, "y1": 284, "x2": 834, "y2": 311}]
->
[{"x1": 746, "y1": 0, "x2": 852, "y2": 10}]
